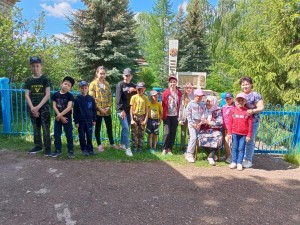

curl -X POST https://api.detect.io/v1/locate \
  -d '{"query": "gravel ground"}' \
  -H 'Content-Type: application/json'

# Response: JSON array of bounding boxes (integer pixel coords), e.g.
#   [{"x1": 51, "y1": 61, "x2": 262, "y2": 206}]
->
[{"x1": 0, "y1": 150, "x2": 299, "y2": 225}]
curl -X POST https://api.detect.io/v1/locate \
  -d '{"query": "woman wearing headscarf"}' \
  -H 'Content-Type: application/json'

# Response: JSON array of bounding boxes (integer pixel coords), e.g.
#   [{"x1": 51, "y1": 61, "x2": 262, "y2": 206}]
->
[{"x1": 198, "y1": 96, "x2": 223, "y2": 166}]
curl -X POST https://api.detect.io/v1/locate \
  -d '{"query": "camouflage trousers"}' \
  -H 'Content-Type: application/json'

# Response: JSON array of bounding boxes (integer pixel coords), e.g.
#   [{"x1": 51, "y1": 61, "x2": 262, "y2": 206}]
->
[
  {"x1": 29, "y1": 105, "x2": 51, "y2": 151},
  {"x1": 131, "y1": 114, "x2": 146, "y2": 149}
]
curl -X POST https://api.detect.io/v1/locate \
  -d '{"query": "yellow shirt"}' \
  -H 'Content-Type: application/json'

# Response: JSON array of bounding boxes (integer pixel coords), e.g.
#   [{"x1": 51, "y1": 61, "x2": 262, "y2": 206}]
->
[
  {"x1": 130, "y1": 94, "x2": 150, "y2": 115},
  {"x1": 149, "y1": 102, "x2": 162, "y2": 119}
]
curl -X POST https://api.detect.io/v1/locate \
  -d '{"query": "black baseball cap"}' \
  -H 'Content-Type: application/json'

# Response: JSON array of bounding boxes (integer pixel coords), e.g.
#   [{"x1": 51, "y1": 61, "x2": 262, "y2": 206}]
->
[{"x1": 30, "y1": 56, "x2": 42, "y2": 64}]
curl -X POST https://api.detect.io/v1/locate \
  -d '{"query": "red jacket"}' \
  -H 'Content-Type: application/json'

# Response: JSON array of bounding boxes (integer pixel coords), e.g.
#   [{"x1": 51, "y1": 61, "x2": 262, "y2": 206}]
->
[
  {"x1": 228, "y1": 107, "x2": 252, "y2": 138},
  {"x1": 162, "y1": 88, "x2": 182, "y2": 120}
]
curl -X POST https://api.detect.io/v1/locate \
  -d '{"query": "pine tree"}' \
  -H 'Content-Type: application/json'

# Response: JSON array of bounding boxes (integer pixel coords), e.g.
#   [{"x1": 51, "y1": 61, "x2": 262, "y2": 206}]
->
[{"x1": 68, "y1": 0, "x2": 139, "y2": 86}]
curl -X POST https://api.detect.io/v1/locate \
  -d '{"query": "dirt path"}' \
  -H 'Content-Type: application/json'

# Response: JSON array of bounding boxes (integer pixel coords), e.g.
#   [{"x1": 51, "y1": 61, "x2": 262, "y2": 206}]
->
[{"x1": 0, "y1": 150, "x2": 299, "y2": 225}]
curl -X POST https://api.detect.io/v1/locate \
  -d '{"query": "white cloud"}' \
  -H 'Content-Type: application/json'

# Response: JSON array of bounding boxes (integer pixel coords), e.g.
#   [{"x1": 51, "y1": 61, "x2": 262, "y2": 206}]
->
[
  {"x1": 52, "y1": 32, "x2": 71, "y2": 43},
  {"x1": 40, "y1": 2, "x2": 74, "y2": 18},
  {"x1": 178, "y1": 1, "x2": 188, "y2": 14}
]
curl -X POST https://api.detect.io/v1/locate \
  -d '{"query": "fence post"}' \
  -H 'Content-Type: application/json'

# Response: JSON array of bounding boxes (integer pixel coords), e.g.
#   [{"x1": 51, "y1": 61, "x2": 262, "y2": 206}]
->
[
  {"x1": 293, "y1": 113, "x2": 300, "y2": 148},
  {"x1": 0, "y1": 77, "x2": 11, "y2": 133}
]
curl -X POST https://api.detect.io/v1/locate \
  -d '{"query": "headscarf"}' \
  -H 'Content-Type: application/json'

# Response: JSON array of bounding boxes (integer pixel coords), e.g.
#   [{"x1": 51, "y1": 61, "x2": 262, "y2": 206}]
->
[{"x1": 205, "y1": 96, "x2": 219, "y2": 121}]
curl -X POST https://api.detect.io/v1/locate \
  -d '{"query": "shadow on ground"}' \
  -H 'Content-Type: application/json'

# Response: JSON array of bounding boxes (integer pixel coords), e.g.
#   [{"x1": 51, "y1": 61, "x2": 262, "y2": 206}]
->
[{"x1": 0, "y1": 150, "x2": 299, "y2": 225}]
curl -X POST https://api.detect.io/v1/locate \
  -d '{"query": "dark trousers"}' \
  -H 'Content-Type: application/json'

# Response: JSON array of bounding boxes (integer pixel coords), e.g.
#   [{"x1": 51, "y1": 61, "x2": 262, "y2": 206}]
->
[
  {"x1": 95, "y1": 115, "x2": 114, "y2": 145},
  {"x1": 78, "y1": 122, "x2": 93, "y2": 152},
  {"x1": 54, "y1": 117, "x2": 73, "y2": 153},
  {"x1": 163, "y1": 116, "x2": 178, "y2": 150},
  {"x1": 29, "y1": 105, "x2": 51, "y2": 152}
]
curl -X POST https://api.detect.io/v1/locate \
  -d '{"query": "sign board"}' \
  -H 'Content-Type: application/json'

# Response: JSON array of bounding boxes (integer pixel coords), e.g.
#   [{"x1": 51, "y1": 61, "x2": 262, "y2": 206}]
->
[
  {"x1": 168, "y1": 40, "x2": 179, "y2": 76},
  {"x1": 176, "y1": 72, "x2": 206, "y2": 89}
]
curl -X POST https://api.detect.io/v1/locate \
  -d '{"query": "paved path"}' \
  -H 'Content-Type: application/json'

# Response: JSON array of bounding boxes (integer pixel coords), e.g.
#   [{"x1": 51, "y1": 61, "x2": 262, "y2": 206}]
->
[{"x1": 0, "y1": 150, "x2": 299, "y2": 225}]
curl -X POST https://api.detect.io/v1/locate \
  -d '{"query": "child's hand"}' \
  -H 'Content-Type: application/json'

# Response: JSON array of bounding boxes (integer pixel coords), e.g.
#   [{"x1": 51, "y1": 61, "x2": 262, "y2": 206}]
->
[
  {"x1": 55, "y1": 115, "x2": 61, "y2": 121},
  {"x1": 179, "y1": 121, "x2": 184, "y2": 125},
  {"x1": 31, "y1": 106, "x2": 39, "y2": 115},
  {"x1": 32, "y1": 111, "x2": 40, "y2": 118},
  {"x1": 92, "y1": 122, "x2": 96, "y2": 126},
  {"x1": 246, "y1": 137, "x2": 251, "y2": 142},
  {"x1": 228, "y1": 135, "x2": 232, "y2": 140},
  {"x1": 141, "y1": 120, "x2": 147, "y2": 125},
  {"x1": 131, "y1": 120, "x2": 136, "y2": 125},
  {"x1": 76, "y1": 123, "x2": 79, "y2": 128},
  {"x1": 61, "y1": 116, "x2": 68, "y2": 124}
]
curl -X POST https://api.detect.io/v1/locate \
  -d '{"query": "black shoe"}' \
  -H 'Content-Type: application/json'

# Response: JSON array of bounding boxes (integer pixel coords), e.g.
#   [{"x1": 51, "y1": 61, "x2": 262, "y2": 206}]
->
[
  {"x1": 82, "y1": 151, "x2": 89, "y2": 156},
  {"x1": 68, "y1": 152, "x2": 75, "y2": 158},
  {"x1": 89, "y1": 151, "x2": 95, "y2": 156},
  {"x1": 51, "y1": 151, "x2": 61, "y2": 158},
  {"x1": 28, "y1": 147, "x2": 43, "y2": 154},
  {"x1": 44, "y1": 152, "x2": 52, "y2": 157}
]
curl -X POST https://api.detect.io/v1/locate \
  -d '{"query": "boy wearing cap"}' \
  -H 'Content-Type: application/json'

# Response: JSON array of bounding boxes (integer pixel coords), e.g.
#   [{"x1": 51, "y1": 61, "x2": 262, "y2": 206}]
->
[
  {"x1": 51, "y1": 76, "x2": 75, "y2": 158},
  {"x1": 24, "y1": 56, "x2": 52, "y2": 156},
  {"x1": 73, "y1": 81, "x2": 97, "y2": 156},
  {"x1": 115, "y1": 68, "x2": 137, "y2": 157},
  {"x1": 227, "y1": 93, "x2": 253, "y2": 171},
  {"x1": 185, "y1": 89, "x2": 206, "y2": 163},
  {"x1": 146, "y1": 90, "x2": 163, "y2": 153},
  {"x1": 221, "y1": 92, "x2": 235, "y2": 163},
  {"x1": 130, "y1": 82, "x2": 149, "y2": 153}
]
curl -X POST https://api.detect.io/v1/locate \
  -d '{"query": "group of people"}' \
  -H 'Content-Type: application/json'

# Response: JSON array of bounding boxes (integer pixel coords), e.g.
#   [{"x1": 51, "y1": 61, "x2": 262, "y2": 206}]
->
[{"x1": 24, "y1": 56, "x2": 264, "y2": 170}]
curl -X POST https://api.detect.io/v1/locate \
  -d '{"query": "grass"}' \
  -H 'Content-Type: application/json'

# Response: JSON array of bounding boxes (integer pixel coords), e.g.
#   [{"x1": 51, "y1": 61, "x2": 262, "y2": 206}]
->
[
  {"x1": 284, "y1": 147, "x2": 300, "y2": 166},
  {"x1": 0, "y1": 133, "x2": 227, "y2": 167}
]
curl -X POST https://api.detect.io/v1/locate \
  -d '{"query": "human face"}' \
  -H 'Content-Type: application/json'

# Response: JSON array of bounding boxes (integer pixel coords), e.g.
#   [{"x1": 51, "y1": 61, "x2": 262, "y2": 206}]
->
[
  {"x1": 241, "y1": 81, "x2": 252, "y2": 94},
  {"x1": 225, "y1": 97, "x2": 233, "y2": 105},
  {"x1": 30, "y1": 63, "x2": 42, "y2": 77},
  {"x1": 185, "y1": 86, "x2": 193, "y2": 95},
  {"x1": 137, "y1": 88, "x2": 145, "y2": 96},
  {"x1": 236, "y1": 97, "x2": 246, "y2": 108},
  {"x1": 123, "y1": 74, "x2": 132, "y2": 83},
  {"x1": 61, "y1": 80, "x2": 72, "y2": 93},
  {"x1": 96, "y1": 69, "x2": 106, "y2": 80},
  {"x1": 169, "y1": 79, "x2": 177, "y2": 89},
  {"x1": 194, "y1": 95, "x2": 203, "y2": 103},
  {"x1": 151, "y1": 94, "x2": 158, "y2": 102},
  {"x1": 80, "y1": 85, "x2": 89, "y2": 96},
  {"x1": 206, "y1": 99, "x2": 213, "y2": 109}
]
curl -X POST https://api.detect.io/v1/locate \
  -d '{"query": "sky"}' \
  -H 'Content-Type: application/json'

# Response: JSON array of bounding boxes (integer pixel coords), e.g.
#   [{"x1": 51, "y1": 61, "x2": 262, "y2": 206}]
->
[{"x1": 16, "y1": 0, "x2": 218, "y2": 38}]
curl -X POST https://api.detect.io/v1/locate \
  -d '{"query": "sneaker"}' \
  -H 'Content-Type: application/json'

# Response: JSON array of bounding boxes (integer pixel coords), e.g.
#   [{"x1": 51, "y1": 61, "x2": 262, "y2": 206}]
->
[
  {"x1": 220, "y1": 155, "x2": 227, "y2": 161},
  {"x1": 44, "y1": 152, "x2": 52, "y2": 157},
  {"x1": 51, "y1": 152, "x2": 61, "y2": 158},
  {"x1": 68, "y1": 152, "x2": 75, "y2": 158},
  {"x1": 237, "y1": 163, "x2": 243, "y2": 171},
  {"x1": 214, "y1": 155, "x2": 218, "y2": 161},
  {"x1": 89, "y1": 151, "x2": 96, "y2": 156},
  {"x1": 185, "y1": 153, "x2": 195, "y2": 163},
  {"x1": 97, "y1": 145, "x2": 104, "y2": 152},
  {"x1": 242, "y1": 159, "x2": 253, "y2": 168},
  {"x1": 28, "y1": 147, "x2": 43, "y2": 154},
  {"x1": 167, "y1": 151, "x2": 173, "y2": 155},
  {"x1": 119, "y1": 144, "x2": 126, "y2": 151},
  {"x1": 229, "y1": 163, "x2": 237, "y2": 169},
  {"x1": 110, "y1": 144, "x2": 120, "y2": 149},
  {"x1": 125, "y1": 148, "x2": 133, "y2": 157},
  {"x1": 226, "y1": 156, "x2": 232, "y2": 164},
  {"x1": 208, "y1": 157, "x2": 216, "y2": 166},
  {"x1": 82, "y1": 151, "x2": 89, "y2": 156},
  {"x1": 162, "y1": 149, "x2": 167, "y2": 155}
]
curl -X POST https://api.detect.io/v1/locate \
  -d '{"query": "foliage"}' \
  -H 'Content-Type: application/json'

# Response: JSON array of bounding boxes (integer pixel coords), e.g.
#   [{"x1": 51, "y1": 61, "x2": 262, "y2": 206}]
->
[
  {"x1": 135, "y1": 67, "x2": 156, "y2": 89},
  {"x1": 68, "y1": 0, "x2": 139, "y2": 85},
  {"x1": 284, "y1": 147, "x2": 300, "y2": 166}
]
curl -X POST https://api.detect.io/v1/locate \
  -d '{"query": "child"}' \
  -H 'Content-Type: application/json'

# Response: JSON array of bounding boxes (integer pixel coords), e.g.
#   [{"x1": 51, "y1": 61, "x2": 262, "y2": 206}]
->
[
  {"x1": 228, "y1": 92, "x2": 253, "y2": 171},
  {"x1": 146, "y1": 90, "x2": 162, "y2": 153},
  {"x1": 178, "y1": 82, "x2": 194, "y2": 154},
  {"x1": 51, "y1": 76, "x2": 75, "y2": 158},
  {"x1": 185, "y1": 89, "x2": 206, "y2": 163},
  {"x1": 73, "y1": 81, "x2": 97, "y2": 156},
  {"x1": 130, "y1": 82, "x2": 149, "y2": 153},
  {"x1": 221, "y1": 92, "x2": 235, "y2": 163},
  {"x1": 24, "y1": 56, "x2": 52, "y2": 156},
  {"x1": 89, "y1": 66, "x2": 119, "y2": 152}
]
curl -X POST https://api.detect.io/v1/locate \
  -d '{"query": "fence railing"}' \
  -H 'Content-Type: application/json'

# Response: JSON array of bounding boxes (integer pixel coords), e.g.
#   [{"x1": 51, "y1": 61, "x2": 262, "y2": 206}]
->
[{"x1": 1, "y1": 78, "x2": 300, "y2": 154}]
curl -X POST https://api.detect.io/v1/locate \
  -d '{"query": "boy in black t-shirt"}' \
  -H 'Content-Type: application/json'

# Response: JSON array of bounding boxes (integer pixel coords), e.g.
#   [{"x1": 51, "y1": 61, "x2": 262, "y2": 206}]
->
[
  {"x1": 51, "y1": 76, "x2": 75, "y2": 158},
  {"x1": 24, "y1": 56, "x2": 52, "y2": 156}
]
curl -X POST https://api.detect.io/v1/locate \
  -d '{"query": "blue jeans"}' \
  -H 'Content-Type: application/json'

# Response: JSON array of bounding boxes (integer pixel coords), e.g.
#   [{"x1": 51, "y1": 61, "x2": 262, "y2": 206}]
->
[
  {"x1": 117, "y1": 111, "x2": 131, "y2": 149},
  {"x1": 54, "y1": 117, "x2": 73, "y2": 153},
  {"x1": 245, "y1": 121, "x2": 259, "y2": 162},
  {"x1": 232, "y1": 134, "x2": 246, "y2": 164}
]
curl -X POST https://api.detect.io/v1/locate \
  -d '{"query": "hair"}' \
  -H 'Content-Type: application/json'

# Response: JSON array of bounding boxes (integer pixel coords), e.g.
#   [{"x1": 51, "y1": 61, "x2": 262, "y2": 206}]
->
[
  {"x1": 62, "y1": 76, "x2": 75, "y2": 87},
  {"x1": 239, "y1": 76, "x2": 253, "y2": 85},
  {"x1": 94, "y1": 66, "x2": 106, "y2": 80}
]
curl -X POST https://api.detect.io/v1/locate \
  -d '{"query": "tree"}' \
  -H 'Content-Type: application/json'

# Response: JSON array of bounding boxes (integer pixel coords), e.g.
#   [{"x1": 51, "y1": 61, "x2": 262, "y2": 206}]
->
[{"x1": 68, "y1": 0, "x2": 139, "y2": 88}]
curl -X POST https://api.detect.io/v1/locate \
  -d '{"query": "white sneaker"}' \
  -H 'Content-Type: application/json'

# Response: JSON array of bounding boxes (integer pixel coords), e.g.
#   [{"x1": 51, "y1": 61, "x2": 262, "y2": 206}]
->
[
  {"x1": 125, "y1": 148, "x2": 133, "y2": 157},
  {"x1": 185, "y1": 153, "x2": 195, "y2": 163},
  {"x1": 214, "y1": 155, "x2": 218, "y2": 161},
  {"x1": 162, "y1": 149, "x2": 167, "y2": 155},
  {"x1": 167, "y1": 151, "x2": 173, "y2": 155},
  {"x1": 229, "y1": 163, "x2": 237, "y2": 169},
  {"x1": 119, "y1": 144, "x2": 126, "y2": 151},
  {"x1": 237, "y1": 163, "x2": 243, "y2": 171},
  {"x1": 226, "y1": 156, "x2": 232, "y2": 164},
  {"x1": 242, "y1": 159, "x2": 253, "y2": 168},
  {"x1": 208, "y1": 157, "x2": 216, "y2": 166},
  {"x1": 98, "y1": 145, "x2": 104, "y2": 152}
]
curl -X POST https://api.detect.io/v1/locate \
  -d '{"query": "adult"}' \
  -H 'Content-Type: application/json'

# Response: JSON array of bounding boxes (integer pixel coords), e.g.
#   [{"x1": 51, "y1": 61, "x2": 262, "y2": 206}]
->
[
  {"x1": 240, "y1": 76, "x2": 264, "y2": 168},
  {"x1": 161, "y1": 76, "x2": 182, "y2": 155},
  {"x1": 89, "y1": 66, "x2": 119, "y2": 152},
  {"x1": 178, "y1": 82, "x2": 194, "y2": 154},
  {"x1": 198, "y1": 96, "x2": 223, "y2": 166},
  {"x1": 115, "y1": 68, "x2": 137, "y2": 157}
]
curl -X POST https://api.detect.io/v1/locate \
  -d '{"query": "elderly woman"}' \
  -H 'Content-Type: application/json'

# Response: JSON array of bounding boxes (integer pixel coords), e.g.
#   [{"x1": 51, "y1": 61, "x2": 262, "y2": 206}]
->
[
  {"x1": 198, "y1": 96, "x2": 223, "y2": 166},
  {"x1": 240, "y1": 76, "x2": 264, "y2": 168},
  {"x1": 178, "y1": 82, "x2": 194, "y2": 154}
]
